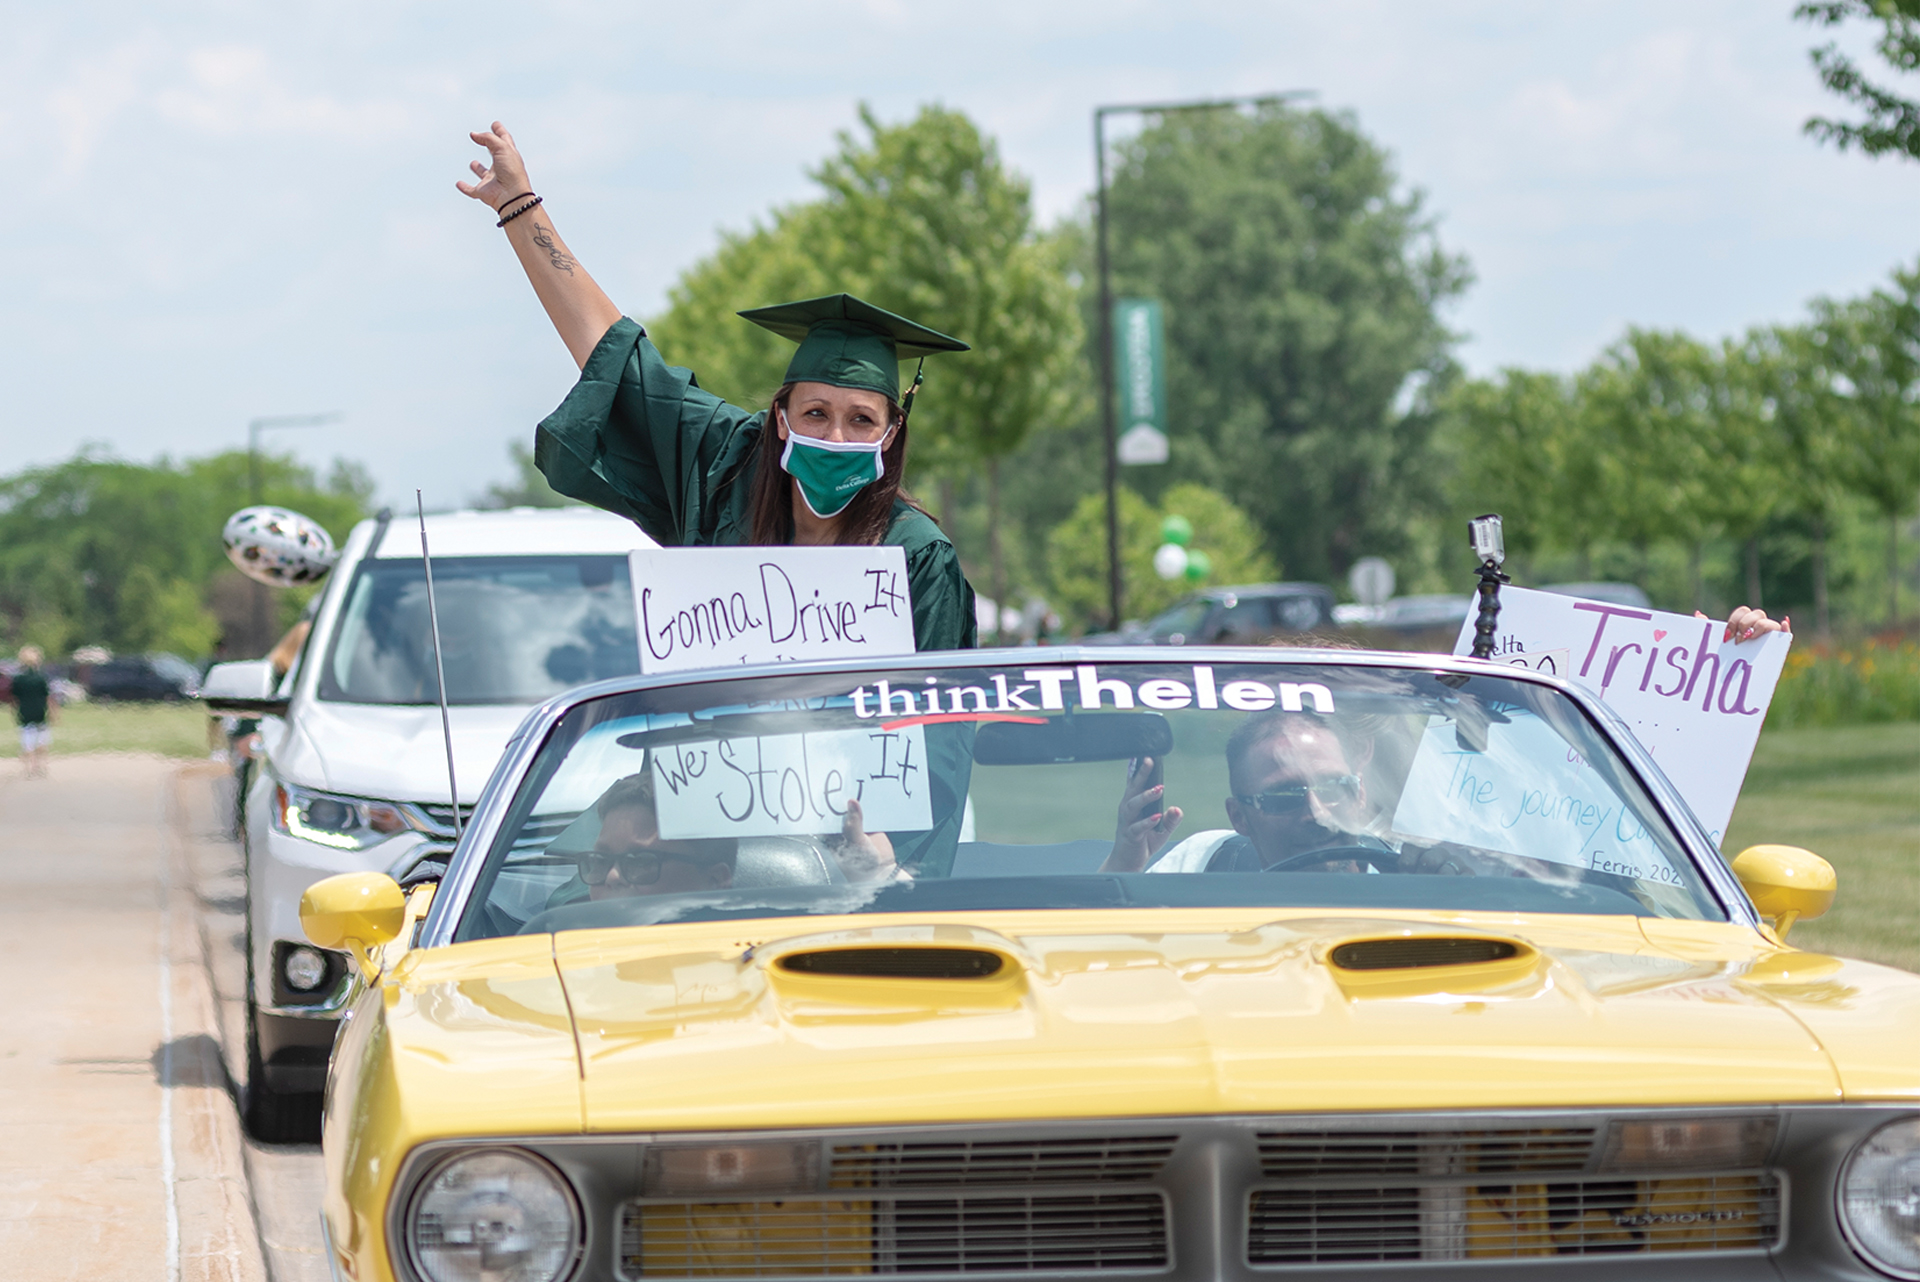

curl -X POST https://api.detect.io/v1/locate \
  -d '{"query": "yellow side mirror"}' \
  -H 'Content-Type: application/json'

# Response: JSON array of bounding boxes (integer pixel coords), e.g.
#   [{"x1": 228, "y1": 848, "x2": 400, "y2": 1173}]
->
[
  {"x1": 301, "y1": 872, "x2": 407, "y2": 979},
  {"x1": 1731, "y1": 844, "x2": 1836, "y2": 940}
]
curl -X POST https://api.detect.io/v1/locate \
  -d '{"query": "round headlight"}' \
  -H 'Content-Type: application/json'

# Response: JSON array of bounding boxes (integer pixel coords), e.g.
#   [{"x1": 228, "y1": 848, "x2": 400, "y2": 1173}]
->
[
  {"x1": 282, "y1": 946, "x2": 329, "y2": 992},
  {"x1": 406, "y1": 1148, "x2": 581, "y2": 1282},
  {"x1": 1842, "y1": 1117, "x2": 1920, "y2": 1279}
]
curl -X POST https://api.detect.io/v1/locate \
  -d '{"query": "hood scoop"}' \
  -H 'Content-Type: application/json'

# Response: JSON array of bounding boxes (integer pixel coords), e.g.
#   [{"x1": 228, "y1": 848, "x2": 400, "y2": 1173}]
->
[
  {"x1": 779, "y1": 946, "x2": 1006, "y2": 980},
  {"x1": 1330, "y1": 937, "x2": 1521, "y2": 972}
]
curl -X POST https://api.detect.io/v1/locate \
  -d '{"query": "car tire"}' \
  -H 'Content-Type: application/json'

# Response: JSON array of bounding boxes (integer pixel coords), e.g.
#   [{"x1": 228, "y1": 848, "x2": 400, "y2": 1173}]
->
[
  {"x1": 243, "y1": 994, "x2": 322, "y2": 1144},
  {"x1": 242, "y1": 905, "x2": 322, "y2": 1143}
]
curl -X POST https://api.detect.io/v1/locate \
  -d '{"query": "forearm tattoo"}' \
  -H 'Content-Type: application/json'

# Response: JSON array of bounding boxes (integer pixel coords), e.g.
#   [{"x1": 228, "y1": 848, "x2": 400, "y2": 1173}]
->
[{"x1": 529, "y1": 223, "x2": 576, "y2": 276}]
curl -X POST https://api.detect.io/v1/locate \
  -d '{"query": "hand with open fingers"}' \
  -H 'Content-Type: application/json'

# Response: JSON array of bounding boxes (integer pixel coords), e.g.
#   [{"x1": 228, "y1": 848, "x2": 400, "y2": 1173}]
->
[
  {"x1": 1696, "y1": 605, "x2": 1790, "y2": 644},
  {"x1": 1105, "y1": 756, "x2": 1183, "y2": 873},
  {"x1": 830, "y1": 798, "x2": 900, "y2": 884},
  {"x1": 457, "y1": 121, "x2": 533, "y2": 213}
]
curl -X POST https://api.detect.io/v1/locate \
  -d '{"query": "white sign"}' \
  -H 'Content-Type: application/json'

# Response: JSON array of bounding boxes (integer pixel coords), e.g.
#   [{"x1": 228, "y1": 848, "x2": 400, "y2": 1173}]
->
[
  {"x1": 1118, "y1": 423, "x2": 1170, "y2": 465},
  {"x1": 1451, "y1": 586, "x2": 1792, "y2": 841},
  {"x1": 1390, "y1": 713, "x2": 1687, "y2": 886},
  {"x1": 1348, "y1": 556, "x2": 1396, "y2": 608},
  {"x1": 629, "y1": 547, "x2": 916, "y2": 674},
  {"x1": 649, "y1": 725, "x2": 932, "y2": 838}
]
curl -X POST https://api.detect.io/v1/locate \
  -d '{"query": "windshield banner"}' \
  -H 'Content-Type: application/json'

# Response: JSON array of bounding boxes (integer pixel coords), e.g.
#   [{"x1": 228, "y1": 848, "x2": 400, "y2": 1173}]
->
[
  {"x1": 630, "y1": 547, "x2": 916, "y2": 674},
  {"x1": 1390, "y1": 712, "x2": 1686, "y2": 885},
  {"x1": 650, "y1": 724, "x2": 932, "y2": 838},
  {"x1": 1452, "y1": 586, "x2": 1791, "y2": 842}
]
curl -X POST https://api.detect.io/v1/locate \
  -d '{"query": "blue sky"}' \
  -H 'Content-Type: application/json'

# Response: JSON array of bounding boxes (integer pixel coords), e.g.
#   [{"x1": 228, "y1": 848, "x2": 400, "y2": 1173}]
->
[{"x1": 2, "y1": 0, "x2": 1916, "y2": 508}]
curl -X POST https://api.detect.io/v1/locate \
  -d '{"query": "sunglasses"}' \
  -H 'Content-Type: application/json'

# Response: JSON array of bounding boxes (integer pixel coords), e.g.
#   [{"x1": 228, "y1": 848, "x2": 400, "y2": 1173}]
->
[
  {"x1": 577, "y1": 850, "x2": 713, "y2": 886},
  {"x1": 1233, "y1": 775, "x2": 1361, "y2": 816}
]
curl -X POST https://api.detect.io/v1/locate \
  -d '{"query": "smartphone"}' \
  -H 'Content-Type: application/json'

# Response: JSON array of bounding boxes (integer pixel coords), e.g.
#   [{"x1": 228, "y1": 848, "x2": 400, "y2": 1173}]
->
[{"x1": 1132, "y1": 755, "x2": 1165, "y2": 793}]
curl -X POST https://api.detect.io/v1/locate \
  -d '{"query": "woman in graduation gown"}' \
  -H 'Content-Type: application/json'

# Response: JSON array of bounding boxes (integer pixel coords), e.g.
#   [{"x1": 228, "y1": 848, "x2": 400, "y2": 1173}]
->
[{"x1": 457, "y1": 120, "x2": 978, "y2": 653}]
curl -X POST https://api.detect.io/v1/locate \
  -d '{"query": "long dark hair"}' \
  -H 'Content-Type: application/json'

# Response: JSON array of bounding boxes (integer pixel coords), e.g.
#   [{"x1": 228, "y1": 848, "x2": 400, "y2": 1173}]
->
[{"x1": 744, "y1": 383, "x2": 923, "y2": 546}]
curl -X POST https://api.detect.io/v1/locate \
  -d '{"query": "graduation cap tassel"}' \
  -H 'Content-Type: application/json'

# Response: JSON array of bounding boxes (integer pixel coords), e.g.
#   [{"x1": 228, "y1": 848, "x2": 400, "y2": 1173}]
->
[{"x1": 899, "y1": 359, "x2": 927, "y2": 427}]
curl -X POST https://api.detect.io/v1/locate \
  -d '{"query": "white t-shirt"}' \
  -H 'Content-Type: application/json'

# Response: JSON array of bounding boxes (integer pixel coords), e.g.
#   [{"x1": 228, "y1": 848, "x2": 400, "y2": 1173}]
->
[{"x1": 1145, "y1": 831, "x2": 1238, "y2": 873}]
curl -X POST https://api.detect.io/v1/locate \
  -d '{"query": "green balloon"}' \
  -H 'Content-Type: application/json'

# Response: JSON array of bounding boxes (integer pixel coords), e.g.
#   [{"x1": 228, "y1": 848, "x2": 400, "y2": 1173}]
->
[
  {"x1": 1159, "y1": 514, "x2": 1193, "y2": 547},
  {"x1": 1183, "y1": 549, "x2": 1212, "y2": 582}
]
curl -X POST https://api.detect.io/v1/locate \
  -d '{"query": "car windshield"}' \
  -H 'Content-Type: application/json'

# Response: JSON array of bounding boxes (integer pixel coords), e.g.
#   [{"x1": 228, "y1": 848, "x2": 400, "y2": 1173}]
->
[
  {"x1": 1147, "y1": 598, "x2": 1212, "y2": 640},
  {"x1": 454, "y1": 659, "x2": 1726, "y2": 940},
  {"x1": 319, "y1": 555, "x2": 640, "y2": 706}
]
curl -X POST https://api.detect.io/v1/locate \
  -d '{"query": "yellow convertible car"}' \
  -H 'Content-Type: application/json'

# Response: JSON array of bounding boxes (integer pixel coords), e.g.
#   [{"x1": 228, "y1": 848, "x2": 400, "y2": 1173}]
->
[{"x1": 302, "y1": 647, "x2": 1920, "y2": 1282}]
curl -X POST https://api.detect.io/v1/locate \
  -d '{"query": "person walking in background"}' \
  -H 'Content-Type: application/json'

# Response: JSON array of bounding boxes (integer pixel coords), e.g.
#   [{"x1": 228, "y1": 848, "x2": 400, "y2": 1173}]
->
[{"x1": 10, "y1": 647, "x2": 55, "y2": 779}]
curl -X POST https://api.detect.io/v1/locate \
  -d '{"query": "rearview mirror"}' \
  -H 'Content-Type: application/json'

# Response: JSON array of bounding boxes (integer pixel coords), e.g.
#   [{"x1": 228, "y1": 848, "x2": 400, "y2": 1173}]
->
[
  {"x1": 301, "y1": 872, "x2": 406, "y2": 978},
  {"x1": 974, "y1": 713, "x2": 1172, "y2": 765},
  {"x1": 199, "y1": 659, "x2": 289, "y2": 716},
  {"x1": 1731, "y1": 844, "x2": 1836, "y2": 940}
]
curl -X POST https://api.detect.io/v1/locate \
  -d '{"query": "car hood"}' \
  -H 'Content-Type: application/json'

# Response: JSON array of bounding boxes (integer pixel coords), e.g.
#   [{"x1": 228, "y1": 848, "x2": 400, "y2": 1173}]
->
[
  {"x1": 269, "y1": 698, "x2": 531, "y2": 804},
  {"x1": 512, "y1": 909, "x2": 1919, "y2": 1133}
]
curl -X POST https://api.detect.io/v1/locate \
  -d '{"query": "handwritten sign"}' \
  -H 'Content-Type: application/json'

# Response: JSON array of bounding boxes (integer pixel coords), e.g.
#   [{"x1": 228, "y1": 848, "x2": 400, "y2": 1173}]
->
[
  {"x1": 1390, "y1": 713, "x2": 1687, "y2": 885},
  {"x1": 649, "y1": 725, "x2": 932, "y2": 838},
  {"x1": 629, "y1": 547, "x2": 915, "y2": 674},
  {"x1": 1451, "y1": 586, "x2": 1791, "y2": 841}
]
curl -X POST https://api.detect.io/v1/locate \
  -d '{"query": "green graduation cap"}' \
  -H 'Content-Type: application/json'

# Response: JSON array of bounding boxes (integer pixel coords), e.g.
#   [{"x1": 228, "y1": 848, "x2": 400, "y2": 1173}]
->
[{"x1": 738, "y1": 294, "x2": 969, "y2": 402}]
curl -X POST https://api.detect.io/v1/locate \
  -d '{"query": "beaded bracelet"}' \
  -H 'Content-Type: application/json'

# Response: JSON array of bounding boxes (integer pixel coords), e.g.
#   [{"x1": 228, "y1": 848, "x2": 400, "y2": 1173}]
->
[{"x1": 496, "y1": 194, "x2": 543, "y2": 228}]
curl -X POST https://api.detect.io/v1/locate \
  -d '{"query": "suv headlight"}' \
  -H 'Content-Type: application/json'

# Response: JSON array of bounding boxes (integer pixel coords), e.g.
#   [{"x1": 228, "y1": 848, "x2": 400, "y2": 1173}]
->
[
  {"x1": 406, "y1": 1148, "x2": 581, "y2": 1282},
  {"x1": 270, "y1": 781, "x2": 426, "y2": 851},
  {"x1": 1842, "y1": 1116, "x2": 1920, "y2": 1278}
]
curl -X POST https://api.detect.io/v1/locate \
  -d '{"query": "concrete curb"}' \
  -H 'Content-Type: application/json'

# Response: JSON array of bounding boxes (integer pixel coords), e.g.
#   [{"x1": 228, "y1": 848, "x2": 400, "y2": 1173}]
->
[{"x1": 165, "y1": 763, "x2": 271, "y2": 1282}]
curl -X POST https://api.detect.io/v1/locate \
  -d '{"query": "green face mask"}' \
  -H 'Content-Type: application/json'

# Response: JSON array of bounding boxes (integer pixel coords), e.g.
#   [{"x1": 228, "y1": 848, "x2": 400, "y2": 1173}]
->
[{"x1": 778, "y1": 409, "x2": 888, "y2": 519}]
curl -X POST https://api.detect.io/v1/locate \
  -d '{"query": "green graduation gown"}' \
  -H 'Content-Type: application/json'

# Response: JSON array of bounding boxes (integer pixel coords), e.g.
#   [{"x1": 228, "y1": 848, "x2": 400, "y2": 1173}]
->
[{"x1": 534, "y1": 318, "x2": 977, "y2": 653}]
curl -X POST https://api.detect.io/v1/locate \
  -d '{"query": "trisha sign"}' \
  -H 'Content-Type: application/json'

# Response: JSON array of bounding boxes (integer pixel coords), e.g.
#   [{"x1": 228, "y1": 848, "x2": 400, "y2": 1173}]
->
[{"x1": 1454, "y1": 586, "x2": 1791, "y2": 841}]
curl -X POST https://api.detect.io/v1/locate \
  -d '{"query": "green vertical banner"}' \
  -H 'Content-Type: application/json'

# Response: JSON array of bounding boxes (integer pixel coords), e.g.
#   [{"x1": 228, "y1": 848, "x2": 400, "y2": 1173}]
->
[{"x1": 1113, "y1": 298, "x2": 1169, "y2": 465}]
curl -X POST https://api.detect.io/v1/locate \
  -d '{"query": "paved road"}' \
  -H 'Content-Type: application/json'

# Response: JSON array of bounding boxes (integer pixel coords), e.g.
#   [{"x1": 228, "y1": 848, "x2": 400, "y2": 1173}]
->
[{"x1": 0, "y1": 754, "x2": 326, "y2": 1282}]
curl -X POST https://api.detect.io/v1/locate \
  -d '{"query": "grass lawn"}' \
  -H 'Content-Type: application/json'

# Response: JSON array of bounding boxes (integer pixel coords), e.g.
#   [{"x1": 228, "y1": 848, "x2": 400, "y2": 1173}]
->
[
  {"x1": 0, "y1": 700, "x2": 215, "y2": 761},
  {"x1": 1723, "y1": 721, "x2": 1919, "y2": 972}
]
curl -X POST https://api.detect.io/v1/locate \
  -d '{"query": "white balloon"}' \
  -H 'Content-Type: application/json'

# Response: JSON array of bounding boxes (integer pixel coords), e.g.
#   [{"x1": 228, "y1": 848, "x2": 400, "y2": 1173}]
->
[
  {"x1": 222, "y1": 506, "x2": 338, "y2": 588},
  {"x1": 1153, "y1": 542, "x2": 1189, "y2": 580}
]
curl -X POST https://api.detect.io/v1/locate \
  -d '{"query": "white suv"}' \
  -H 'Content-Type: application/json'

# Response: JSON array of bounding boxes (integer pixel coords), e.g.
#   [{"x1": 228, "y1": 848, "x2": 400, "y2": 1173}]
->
[{"x1": 205, "y1": 506, "x2": 656, "y2": 1138}]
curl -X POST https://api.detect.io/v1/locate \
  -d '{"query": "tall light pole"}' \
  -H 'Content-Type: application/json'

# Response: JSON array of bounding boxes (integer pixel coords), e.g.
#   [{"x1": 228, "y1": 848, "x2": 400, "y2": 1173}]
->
[
  {"x1": 246, "y1": 412, "x2": 341, "y2": 652},
  {"x1": 1093, "y1": 92, "x2": 1309, "y2": 629}
]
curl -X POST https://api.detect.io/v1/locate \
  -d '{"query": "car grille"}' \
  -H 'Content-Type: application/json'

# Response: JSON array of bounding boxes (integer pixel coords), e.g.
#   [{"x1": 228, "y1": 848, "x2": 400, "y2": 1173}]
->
[
  {"x1": 461, "y1": 1115, "x2": 1795, "y2": 1280},
  {"x1": 831, "y1": 1137, "x2": 1177, "y2": 1188},
  {"x1": 1248, "y1": 1174, "x2": 1781, "y2": 1264},
  {"x1": 621, "y1": 1193, "x2": 1168, "y2": 1277},
  {"x1": 1257, "y1": 1128, "x2": 1599, "y2": 1179}
]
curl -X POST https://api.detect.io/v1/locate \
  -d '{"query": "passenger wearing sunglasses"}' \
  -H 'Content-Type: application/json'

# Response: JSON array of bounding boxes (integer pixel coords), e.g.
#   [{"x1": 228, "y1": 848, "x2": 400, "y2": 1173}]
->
[
  {"x1": 1102, "y1": 712, "x2": 1390, "y2": 874},
  {"x1": 549, "y1": 773, "x2": 737, "y2": 906}
]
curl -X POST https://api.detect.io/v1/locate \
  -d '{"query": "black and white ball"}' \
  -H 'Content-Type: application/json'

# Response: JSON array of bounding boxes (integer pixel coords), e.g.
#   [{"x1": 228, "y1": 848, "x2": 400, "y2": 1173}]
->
[{"x1": 222, "y1": 506, "x2": 338, "y2": 587}]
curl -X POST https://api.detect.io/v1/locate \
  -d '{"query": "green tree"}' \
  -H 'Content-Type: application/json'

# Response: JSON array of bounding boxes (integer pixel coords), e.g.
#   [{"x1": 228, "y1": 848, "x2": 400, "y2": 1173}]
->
[
  {"x1": 0, "y1": 448, "x2": 370, "y2": 659},
  {"x1": 481, "y1": 440, "x2": 575, "y2": 509},
  {"x1": 1101, "y1": 102, "x2": 1470, "y2": 584},
  {"x1": 1046, "y1": 482, "x2": 1277, "y2": 631},
  {"x1": 1805, "y1": 266, "x2": 1920, "y2": 624},
  {"x1": 1799, "y1": 0, "x2": 1920, "y2": 159},
  {"x1": 652, "y1": 105, "x2": 1087, "y2": 613},
  {"x1": 1440, "y1": 369, "x2": 1591, "y2": 560},
  {"x1": 1577, "y1": 331, "x2": 1726, "y2": 607}
]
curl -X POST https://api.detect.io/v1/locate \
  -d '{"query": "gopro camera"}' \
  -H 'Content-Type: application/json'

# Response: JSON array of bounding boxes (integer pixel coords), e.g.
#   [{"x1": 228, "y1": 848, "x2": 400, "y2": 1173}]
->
[{"x1": 1468, "y1": 513, "x2": 1505, "y2": 567}]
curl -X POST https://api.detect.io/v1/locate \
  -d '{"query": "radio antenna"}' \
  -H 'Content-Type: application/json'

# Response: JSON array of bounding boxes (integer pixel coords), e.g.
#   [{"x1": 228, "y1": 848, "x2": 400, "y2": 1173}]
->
[{"x1": 416, "y1": 491, "x2": 463, "y2": 840}]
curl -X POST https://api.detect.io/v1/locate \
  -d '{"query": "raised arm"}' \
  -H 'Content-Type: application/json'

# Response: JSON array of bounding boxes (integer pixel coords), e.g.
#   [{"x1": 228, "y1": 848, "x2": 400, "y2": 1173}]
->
[{"x1": 457, "y1": 122, "x2": 623, "y2": 369}]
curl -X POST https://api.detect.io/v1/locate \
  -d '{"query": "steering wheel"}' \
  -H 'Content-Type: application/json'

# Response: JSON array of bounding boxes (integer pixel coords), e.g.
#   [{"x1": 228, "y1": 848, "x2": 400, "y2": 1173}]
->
[{"x1": 1260, "y1": 845, "x2": 1392, "y2": 873}]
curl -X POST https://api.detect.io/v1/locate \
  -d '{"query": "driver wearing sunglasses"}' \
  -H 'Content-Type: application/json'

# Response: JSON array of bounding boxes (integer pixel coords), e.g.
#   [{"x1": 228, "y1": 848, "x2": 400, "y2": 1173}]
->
[{"x1": 1103, "y1": 711, "x2": 1392, "y2": 874}]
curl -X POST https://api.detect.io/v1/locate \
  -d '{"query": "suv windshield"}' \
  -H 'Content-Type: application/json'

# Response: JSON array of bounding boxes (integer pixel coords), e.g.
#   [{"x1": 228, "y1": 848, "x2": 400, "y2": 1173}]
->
[
  {"x1": 454, "y1": 659, "x2": 1724, "y2": 940},
  {"x1": 320, "y1": 555, "x2": 640, "y2": 706}
]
